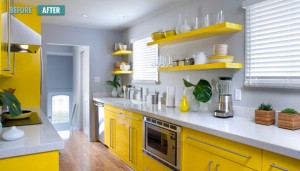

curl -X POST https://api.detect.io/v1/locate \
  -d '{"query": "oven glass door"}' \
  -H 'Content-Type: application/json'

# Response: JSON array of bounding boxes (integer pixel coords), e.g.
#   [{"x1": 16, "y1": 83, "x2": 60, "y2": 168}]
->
[{"x1": 145, "y1": 122, "x2": 176, "y2": 165}]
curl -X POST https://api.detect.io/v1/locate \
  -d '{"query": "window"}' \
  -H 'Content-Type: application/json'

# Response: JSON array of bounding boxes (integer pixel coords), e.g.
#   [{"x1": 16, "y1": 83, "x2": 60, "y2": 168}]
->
[
  {"x1": 132, "y1": 36, "x2": 158, "y2": 83},
  {"x1": 243, "y1": 0, "x2": 300, "y2": 88}
]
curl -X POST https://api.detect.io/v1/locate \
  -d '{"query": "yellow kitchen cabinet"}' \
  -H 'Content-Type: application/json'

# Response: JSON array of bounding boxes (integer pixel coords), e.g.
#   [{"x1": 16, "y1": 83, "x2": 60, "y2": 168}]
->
[
  {"x1": 0, "y1": 151, "x2": 59, "y2": 171},
  {"x1": 104, "y1": 105, "x2": 143, "y2": 171},
  {"x1": 182, "y1": 139, "x2": 255, "y2": 171},
  {"x1": 143, "y1": 154, "x2": 172, "y2": 171},
  {"x1": 125, "y1": 111, "x2": 143, "y2": 171},
  {"x1": 262, "y1": 150, "x2": 300, "y2": 171},
  {"x1": 182, "y1": 128, "x2": 262, "y2": 171}
]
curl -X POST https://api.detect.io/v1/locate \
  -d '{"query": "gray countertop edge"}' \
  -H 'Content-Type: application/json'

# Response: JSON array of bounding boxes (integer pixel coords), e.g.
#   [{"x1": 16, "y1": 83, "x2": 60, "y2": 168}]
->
[
  {"x1": 94, "y1": 97, "x2": 300, "y2": 160},
  {"x1": 0, "y1": 107, "x2": 64, "y2": 159}
]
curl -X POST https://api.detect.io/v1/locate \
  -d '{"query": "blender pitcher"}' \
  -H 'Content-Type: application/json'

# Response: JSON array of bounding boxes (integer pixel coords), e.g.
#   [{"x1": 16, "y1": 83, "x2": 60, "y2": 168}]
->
[
  {"x1": 215, "y1": 77, "x2": 234, "y2": 118},
  {"x1": 216, "y1": 77, "x2": 232, "y2": 96}
]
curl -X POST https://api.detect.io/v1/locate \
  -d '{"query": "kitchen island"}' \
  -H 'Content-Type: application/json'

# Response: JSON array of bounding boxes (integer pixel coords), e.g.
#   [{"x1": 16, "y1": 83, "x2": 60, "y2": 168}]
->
[
  {"x1": 94, "y1": 97, "x2": 300, "y2": 161},
  {"x1": 0, "y1": 107, "x2": 64, "y2": 171}
]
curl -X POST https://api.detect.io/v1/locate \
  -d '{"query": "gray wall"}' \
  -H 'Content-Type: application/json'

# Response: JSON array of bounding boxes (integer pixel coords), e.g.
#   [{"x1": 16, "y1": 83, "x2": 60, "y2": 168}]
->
[
  {"x1": 41, "y1": 24, "x2": 122, "y2": 113},
  {"x1": 47, "y1": 55, "x2": 73, "y2": 90},
  {"x1": 122, "y1": 0, "x2": 300, "y2": 112}
]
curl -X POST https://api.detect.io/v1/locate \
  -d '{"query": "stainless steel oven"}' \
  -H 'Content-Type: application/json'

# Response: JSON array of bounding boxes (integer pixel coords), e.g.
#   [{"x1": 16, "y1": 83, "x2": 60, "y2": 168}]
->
[{"x1": 143, "y1": 116, "x2": 181, "y2": 171}]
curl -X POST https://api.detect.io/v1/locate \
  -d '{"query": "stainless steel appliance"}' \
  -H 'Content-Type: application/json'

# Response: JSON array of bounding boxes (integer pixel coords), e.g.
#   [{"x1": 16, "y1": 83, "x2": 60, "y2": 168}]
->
[
  {"x1": 94, "y1": 101, "x2": 105, "y2": 144},
  {"x1": 143, "y1": 116, "x2": 181, "y2": 171},
  {"x1": 214, "y1": 77, "x2": 234, "y2": 118}
]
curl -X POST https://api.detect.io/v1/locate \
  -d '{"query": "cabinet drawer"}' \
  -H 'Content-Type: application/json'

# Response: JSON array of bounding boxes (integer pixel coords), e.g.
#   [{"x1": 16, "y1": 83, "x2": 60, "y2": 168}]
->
[
  {"x1": 263, "y1": 151, "x2": 300, "y2": 171},
  {"x1": 126, "y1": 110, "x2": 143, "y2": 122},
  {"x1": 104, "y1": 104, "x2": 125, "y2": 115},
  {"x1": 183, "y1": 128, "x2": 262, "y2": 170}
]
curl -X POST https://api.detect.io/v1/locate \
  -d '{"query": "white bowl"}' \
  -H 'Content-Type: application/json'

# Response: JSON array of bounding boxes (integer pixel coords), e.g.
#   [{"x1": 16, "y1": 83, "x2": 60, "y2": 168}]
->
[{"x1": 120, "y1": 65, "x2": 130, "y2": 71}]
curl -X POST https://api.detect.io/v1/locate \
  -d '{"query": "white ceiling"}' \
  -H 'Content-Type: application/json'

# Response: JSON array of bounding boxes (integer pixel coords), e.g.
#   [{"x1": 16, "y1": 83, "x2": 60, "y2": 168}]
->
[{"x1": 15, "y1": 0, "x2": 189, "y2": 30}]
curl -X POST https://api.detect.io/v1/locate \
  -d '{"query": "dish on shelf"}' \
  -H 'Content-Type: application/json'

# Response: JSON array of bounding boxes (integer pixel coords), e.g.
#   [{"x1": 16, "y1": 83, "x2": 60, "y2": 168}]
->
[
  {"x1": 120, "y1": 64, "x2": 131, "y2": 71},
  {"x1": 164, "y1": 30, "x2": 176, "y2": 37},
  {"x1": 151, "y1": 32, "x2": 165, "y2": 40},
  {"x1": 2, "y1": 110, "x2": 32, "y2": 120},
  {"x1": 208, "y1": 55, "x2": 234, "y2": 59}
]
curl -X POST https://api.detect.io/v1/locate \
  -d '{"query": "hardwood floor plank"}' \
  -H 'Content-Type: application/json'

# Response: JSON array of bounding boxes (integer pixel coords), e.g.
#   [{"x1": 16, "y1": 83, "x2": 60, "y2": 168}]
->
[{"x1": 59, "y1": 131, "x2": 132, "y2": 171}]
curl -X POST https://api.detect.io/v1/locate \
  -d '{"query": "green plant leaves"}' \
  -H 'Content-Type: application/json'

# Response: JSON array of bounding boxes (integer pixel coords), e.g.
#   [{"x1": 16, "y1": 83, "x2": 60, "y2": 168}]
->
[
  {"x1": 106, "y1": 75, "x2": 121, "y2": 89},
  {"x1": 183, "y1": 78, "x2": 212, "y2": 103},
  {"x1": 0, "y1": 92, "x2": 22, "y2": 117}
]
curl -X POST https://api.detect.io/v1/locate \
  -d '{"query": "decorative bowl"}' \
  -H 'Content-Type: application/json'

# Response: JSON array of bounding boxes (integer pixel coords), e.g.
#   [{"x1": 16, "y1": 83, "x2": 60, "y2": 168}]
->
[
  {"x1": 2, "y1": 110, "x2": 32, "y2": 120},
  {"x1": 120, "y1": 65, "x2": 130, "y2": 71},
  {"x1": 164, "y1": 30, "x2": 176, "y2": 37},
  {"x1": 151, "y1": 32, "x2": 165, "y2": 41}
]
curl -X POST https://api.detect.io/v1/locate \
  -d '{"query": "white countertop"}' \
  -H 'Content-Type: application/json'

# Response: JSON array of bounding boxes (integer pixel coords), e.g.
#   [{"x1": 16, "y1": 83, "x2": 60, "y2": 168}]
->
[
  {"x1": 0, "y1": 107, "x2": 64, "y2": 158},
  {"x1": 94, "y1": 97, "x2": 300, "y2": 160}
]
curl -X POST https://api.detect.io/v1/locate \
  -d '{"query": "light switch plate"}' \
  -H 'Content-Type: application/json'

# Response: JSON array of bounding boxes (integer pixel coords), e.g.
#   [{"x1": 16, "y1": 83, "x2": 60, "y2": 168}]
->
[
  {"x1": 94, "y1": 76, "x2": 100, "y2": 83},
  {"x1": 235, "y1": 89, "x2": 241, "y2": 101}
]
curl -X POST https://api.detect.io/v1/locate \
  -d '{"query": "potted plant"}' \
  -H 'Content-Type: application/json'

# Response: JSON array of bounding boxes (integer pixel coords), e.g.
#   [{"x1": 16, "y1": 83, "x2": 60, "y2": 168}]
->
[
  {"x1": 0, "y1": 91, "x2": 21, "y2": 117},
  {"x1": 278, "y1": 108, "x2": 300, "y2": 130},
  {"x1": 183, "y1": 78, "x2": 212, "y2": 111},
  {"x1": 106, "y1": 75, "x2": 121, "y2": 97},
  {"x1": 255, "y1": 103, "x2": 275, "y2": 125}
]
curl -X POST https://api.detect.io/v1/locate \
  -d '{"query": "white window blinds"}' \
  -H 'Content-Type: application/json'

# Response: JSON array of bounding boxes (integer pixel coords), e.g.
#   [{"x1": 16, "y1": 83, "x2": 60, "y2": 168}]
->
[
  {"x1": 132, "y1": 37, "x2": 158, "y2": 83},
  {"x1": 244, "y1": 0, "x2": 300, "y2": 88}
]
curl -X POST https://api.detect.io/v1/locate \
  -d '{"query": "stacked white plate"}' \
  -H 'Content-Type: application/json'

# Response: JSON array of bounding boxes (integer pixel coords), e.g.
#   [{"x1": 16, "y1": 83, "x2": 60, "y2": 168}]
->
[{"x1": 207, "y1": 55, "x2": 234, "y2": 63}]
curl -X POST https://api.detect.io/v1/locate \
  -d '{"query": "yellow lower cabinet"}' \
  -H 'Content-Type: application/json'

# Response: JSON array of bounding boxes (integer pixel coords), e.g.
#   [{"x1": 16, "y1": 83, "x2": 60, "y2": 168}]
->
[
  {"x1": 182, "y1": 128, "x2": 262, "y2": 171},
  {"x1": 114, "y1": 111, "x2": 129, "y2": 161},
  {"x1": 143, "y1": 154, "x2": 172, "y2": 171},
  {"x1": 0, "y1": 151, "x2": 59, "y2": 171},
  {"x1": 263, "y1": 151, "x2": 300, "y2": 171},
  {"x1": 125, "y1": 111, "x2": 143, "y2": 171}
]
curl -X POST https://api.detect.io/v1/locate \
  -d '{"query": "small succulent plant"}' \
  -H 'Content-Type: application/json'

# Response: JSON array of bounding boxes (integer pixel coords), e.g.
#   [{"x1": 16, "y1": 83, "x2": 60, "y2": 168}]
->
[
  {"x1": 257, "y1": 103, "x2": 273, "y2": 111},
  {"x1": 281, "y1": 108, "x2": 298, "y2": 114}
]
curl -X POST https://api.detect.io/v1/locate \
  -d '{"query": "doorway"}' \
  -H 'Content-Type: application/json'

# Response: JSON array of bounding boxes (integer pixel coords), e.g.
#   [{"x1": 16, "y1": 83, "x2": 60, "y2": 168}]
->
[{"x1": 45, "y1": 44, "x2": 90, "y2": 135}]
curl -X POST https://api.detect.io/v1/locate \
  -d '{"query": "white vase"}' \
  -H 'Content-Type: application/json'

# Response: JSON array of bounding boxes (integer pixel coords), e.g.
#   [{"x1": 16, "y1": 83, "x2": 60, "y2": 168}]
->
[
  {"x1": 112, "y1": 88, "x2": 118, "y2": 97},
  {"x1": 175, "y1": 14, "x2": 182, "y2": 34},
  {"x1": 181, "y1": 19, "x2": 192, "y2": 33}
]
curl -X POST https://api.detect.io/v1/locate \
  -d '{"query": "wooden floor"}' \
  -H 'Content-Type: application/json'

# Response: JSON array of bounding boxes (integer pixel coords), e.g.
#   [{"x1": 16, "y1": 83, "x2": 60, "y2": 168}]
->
[{"x1": 59, "y1": 131, "x2": 132, "y2": 171}]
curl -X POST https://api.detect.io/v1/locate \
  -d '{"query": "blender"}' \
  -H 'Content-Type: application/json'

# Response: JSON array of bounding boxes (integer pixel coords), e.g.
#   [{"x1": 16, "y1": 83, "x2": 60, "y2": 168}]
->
[{"x1": 214, "y1": 77, "x2": 234, "y2": 118}]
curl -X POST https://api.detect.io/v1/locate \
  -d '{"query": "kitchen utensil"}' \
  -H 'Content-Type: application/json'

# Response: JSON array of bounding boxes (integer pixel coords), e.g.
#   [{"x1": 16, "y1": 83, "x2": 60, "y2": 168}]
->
[
  {"x1": 194, "y1": 52, "x2": 207, "y2": 64},
  {"x1": 2, "y1": 126, "x2": 24, "y2": 141},
  {"x1": 166, "y1": 86, "x2": 176, "y2": 107},
  {"x1": 181, "y1": 19, "x2": 192, "y2": 33},
  {"x1": 164, "y1": 30, "x2": 176, "y2": 37},
  {"x1": 214, "y1": 77, "x2": 234, "y2": 118},
  {"x1": 214, "y1": 44, "x2": 228, "y2": 56},
  {"x1": 151, "y1": 91, "x2": 159, "y2": 104},
  {"x1": 151, "y1": 32, "x2": 165, "y2": 41}
]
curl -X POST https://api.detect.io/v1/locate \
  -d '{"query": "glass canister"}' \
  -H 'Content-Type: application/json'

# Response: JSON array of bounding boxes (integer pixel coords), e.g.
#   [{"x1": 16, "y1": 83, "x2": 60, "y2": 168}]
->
[{"x1": 216, "y1": 77, "x2": 232, "y2": 95}]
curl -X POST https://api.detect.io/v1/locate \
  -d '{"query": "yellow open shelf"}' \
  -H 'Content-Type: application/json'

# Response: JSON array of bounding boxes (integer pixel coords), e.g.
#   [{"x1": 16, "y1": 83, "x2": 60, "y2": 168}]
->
[
  {"x1": 147, "y1": 22, "x2": 242, "y2": 47},
  {"x1": 111, "y1": 50, "x2": 132, "y2": 56},
  {"x1": 112, "y1": 70, "x2": 133, "y2": 74},
  {"x1": 159, "y1": 62, "x2": 242, "y2": 72}
]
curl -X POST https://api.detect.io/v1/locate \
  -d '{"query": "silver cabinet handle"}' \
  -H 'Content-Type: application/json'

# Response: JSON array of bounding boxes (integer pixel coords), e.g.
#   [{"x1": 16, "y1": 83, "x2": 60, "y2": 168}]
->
[
  {"x1": 186, "y1": 136, "x2": 251, "y2": 159},
  {"x1": 127, "y1": 115, "x2": 141, "y2": 121},
  {"x1": 110, "y1": 118, "x2": 114, "y2": 149},
  {"x1": 129, "y1": 126, "x2": 133, "y2": 163},
  {"x1": 215, "y1": 163, "x2": 220, "y2": 171},
  {"x1": 270, "y1": 164, "x2": 290, "y2": 171},
  {"x1": 208, "y1": 161, "x2": 213, "y2": 171}
]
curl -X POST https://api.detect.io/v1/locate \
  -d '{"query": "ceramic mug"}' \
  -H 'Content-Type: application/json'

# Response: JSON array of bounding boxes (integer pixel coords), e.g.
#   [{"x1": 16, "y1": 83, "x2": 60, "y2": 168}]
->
[{"x1": 214, "y1": 44, "x2": 228, "y2": 56}]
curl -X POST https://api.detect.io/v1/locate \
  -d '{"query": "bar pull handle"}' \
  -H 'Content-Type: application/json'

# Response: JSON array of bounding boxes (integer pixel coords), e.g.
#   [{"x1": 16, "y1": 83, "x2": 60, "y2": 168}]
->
[
  {"x1": 215, "y1": 163, "x2": 220, "y2": 171},
  {"x1": 270, "y1": 163, "x2": 290, "y2": 171},
  {"x1": 208, "y1": 161, "x2": 213, "y2": 171},
  {"x1": 129, "y1": 126, "x2": 132, "y2": 162},
  {"x1": 127, "y1": 115, "x2": 141, "y2": 121},
  {"x1": 186, "y1": 136, "x2": 251, "y2": 159},
  {"x1": 110, "y1": 118, "x2": 114, "y2": 148}
]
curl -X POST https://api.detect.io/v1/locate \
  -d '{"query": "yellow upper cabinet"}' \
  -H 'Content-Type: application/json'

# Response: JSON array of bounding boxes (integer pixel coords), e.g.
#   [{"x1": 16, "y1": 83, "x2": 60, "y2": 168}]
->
[
  {"x1": 147, "y1": 22, "x2": 242, "y2": 47},
  {"x1": 0, "y1": 2, "x2": 41, "y2": 106}
]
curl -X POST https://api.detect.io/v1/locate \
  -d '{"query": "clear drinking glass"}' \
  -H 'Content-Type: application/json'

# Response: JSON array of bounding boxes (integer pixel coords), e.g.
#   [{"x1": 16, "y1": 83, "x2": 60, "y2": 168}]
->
[
  {"x1": 202, "y1": 14, "x2": 210, "y2": 27},
  {"x1": 214, "y1": 10, "x2": 224, "y2": 24}
]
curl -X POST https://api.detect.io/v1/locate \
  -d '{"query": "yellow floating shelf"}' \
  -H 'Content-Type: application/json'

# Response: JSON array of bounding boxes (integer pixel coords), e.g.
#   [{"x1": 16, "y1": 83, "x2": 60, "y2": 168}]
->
[
  {"x1": 148, "y1": 22, "x2": 242, "y2": 47},
  {"x1": 112, "y1": 70, "x2": 133, "y2": 74},
  {"x1": 159, "y1": 63, "x2": 242, "y2": 72},
  {"x1": 111, "y1": 50, "x2": 132, "y2": 56}
]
